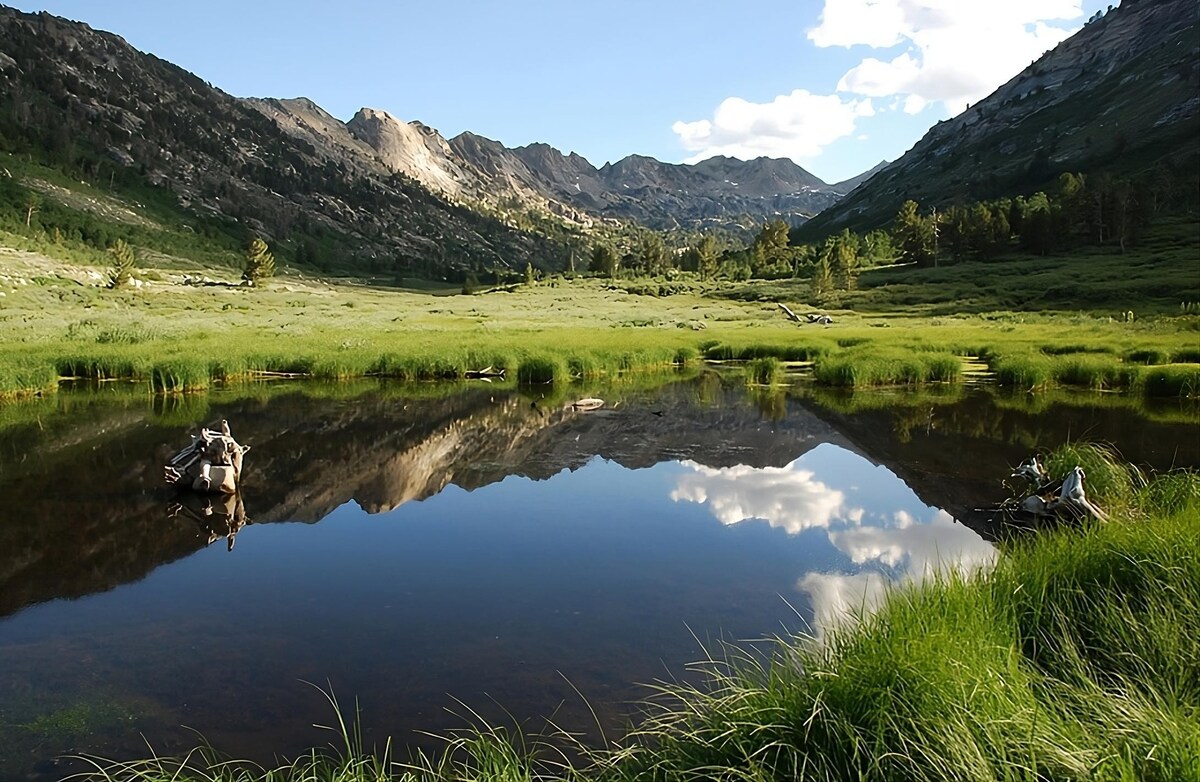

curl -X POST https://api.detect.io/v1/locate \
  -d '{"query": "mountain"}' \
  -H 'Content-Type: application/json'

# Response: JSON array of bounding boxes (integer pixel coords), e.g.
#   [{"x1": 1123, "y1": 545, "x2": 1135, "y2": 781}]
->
[
  {"x1": 0, "y1": 7, "x2": 572, "y2": 275},
  {"x1": 254, "y1": 99, "x2": 849, "y2": 233},
  {"x1": 831, "y1": 161, "x2": 889, "y2": 194},
  {"x1": 801, "y1": 0, "x2": 1200, "y2": 236}
]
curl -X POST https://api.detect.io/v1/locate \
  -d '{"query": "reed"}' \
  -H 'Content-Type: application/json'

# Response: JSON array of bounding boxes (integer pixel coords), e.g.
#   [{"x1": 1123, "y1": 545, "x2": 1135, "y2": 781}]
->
[{"x1": 812, "y1": 349, "x2": 961, "y2": 387}]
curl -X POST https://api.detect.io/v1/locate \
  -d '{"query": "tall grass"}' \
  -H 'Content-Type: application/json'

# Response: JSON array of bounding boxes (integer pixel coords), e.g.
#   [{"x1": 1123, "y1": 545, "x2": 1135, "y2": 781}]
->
[
  {"x1": 812, "y1": 349, "x2": 961, "y2": 387},
  {"x1": 745, "y1": 357, "x2": 783, "y2": 386}
]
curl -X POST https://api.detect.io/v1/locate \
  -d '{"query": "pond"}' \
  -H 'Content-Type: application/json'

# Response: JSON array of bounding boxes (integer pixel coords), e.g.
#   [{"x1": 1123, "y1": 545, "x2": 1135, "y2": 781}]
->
[{"x1": 0, "y1": 376, "x2": 1196, "y2": 778}]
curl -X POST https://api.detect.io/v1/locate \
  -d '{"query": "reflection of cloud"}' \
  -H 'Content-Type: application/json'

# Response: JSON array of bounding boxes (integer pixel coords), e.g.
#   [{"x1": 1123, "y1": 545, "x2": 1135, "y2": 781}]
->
[
  {"x1": 798, "y1": 571, "x2": 891, "y2": 635},
  {"x1": 671, "y1": 459, "x2": 862, "y2": 534},
  {"x1": 803, "y1": 509, "x2": 996, "y2": 636},
  {"x1": 672, "y1": 453, "x2": 996, "y2": 639},
  {"x1": 830, "y1": 509, "x2": 995, "y2": 574}
]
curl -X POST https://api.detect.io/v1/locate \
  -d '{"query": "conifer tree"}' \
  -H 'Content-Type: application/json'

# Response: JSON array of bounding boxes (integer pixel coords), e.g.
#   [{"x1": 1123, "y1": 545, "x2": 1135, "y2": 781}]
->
[
  {"x1": 107, "y1": 238, "x2": 135, "y2": 288},
  {"x1": 243, "y1": 237, "x2": 276, "y2": 286}
]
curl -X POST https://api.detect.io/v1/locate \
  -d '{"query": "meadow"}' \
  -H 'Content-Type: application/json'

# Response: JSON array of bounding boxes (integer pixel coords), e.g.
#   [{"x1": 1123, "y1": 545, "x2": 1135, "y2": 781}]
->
[{"x1": 2, "y1": 232, "x2": 1198, "y2": 401}]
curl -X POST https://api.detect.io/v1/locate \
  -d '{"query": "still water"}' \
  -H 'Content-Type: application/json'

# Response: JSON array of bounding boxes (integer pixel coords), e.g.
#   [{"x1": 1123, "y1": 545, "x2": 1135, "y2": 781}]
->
[{"x1": 0, "y1": 377, "x2": 1196, "y2": 777}]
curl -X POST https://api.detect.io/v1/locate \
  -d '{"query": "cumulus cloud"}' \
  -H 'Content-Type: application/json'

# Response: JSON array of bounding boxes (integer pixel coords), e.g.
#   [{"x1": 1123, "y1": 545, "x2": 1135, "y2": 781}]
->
[
  {"x1": 811, "y1": 0, "x2": 1086, "y2": 114},
  {"x1": 672, "y1": 90, "x2": 874, "y2": 165}
]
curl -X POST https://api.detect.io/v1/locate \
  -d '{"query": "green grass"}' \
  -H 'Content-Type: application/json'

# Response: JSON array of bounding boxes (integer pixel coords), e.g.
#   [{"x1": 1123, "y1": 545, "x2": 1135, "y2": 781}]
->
[
  {"x1": 812, "y1": 348, "x2": 962, "y2": 387},
  {"x1": 67, "y1": 448, "x2": 1200, "y2": 782},
  {"x1": 745, "y1": 357, "x2": 783, "y2": 386},
  {"x1": 2, "y1": 217, "x2": 1198, "y2": 401}
]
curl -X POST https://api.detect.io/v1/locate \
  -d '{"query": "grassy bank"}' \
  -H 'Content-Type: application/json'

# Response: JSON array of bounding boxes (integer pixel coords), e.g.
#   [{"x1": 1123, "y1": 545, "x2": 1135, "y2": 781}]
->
[
  {"x1": 73, "y1": 446, "x2": 1200, "y2": 782},
  {"x1": 2, "y1": 267, "x2": 1198, "y2": 401}
]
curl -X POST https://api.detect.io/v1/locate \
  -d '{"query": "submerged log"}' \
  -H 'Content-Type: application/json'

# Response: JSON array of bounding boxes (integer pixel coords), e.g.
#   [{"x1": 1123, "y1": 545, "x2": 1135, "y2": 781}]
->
[
  {"x1": 570, "y1": 397, "x2": 605, "y2": 412},
  {"x1": 164, "y1": 419, "x2": 248, "y2": 495},
  {"x1": 465, "y1": 366, "x2": 506, "y2": 380}
]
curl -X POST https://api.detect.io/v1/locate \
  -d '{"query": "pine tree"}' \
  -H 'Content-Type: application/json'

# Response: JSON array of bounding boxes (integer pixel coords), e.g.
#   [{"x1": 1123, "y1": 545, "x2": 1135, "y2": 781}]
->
[
  {"x1": 107, "y1": 238, "x2": 135, "y2": 288},
  {"x1": 697, "y1": 234, "x2": 720, "y2": 281},
  {"x1": 894, "y1": 200, "x2": 935, "y2": 266},
  {"x1": 243, "y1": 238, "x2": 276, "y2": 286},
  {"x1": 589, "y1": 243, "x2": 618, "y2": 277}
]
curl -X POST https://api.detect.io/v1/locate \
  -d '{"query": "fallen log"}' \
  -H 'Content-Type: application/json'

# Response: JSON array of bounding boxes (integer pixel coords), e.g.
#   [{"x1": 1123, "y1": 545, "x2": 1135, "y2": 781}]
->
[
  {"x1": 465, "y1": 366, "x2": 506, "y2": 380},
  {"x1": 1002, "y1": 455, "x2": 1106, "y2": 522},
  {"x1": 778, "y1": 303, "x2": 804, "y2": 324}
]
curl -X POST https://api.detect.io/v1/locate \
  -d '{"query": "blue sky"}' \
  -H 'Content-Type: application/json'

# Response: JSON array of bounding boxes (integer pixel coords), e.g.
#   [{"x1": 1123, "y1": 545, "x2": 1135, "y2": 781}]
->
[{"x1": 12, "y1": 1, "x2": 1106, "y2": 183}]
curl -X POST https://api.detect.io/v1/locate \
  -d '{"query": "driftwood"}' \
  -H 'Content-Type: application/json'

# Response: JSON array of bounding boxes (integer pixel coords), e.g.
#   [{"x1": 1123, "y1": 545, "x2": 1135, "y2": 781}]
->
[
  {"x1": 465, "y1": 366, "x2": 506, "y2": 381},
  {"x1": 570, "y1": 397, "x2": 605, "y2": 412},
  {"x1": 990, "y1": 455, "x2": 1107, "y2": 522},
  {"x1": 777, "y1": 304, "x2": 833, "y2": 325},
  {"x1": 164, "y1": 419, "x2": 248, "y2": 494}
]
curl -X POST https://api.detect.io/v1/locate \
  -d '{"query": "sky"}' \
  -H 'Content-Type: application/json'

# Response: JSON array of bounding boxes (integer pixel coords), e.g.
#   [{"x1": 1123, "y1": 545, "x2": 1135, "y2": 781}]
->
[{"x1": 12, "y1": 0, "x2": 1108, "y2": 184}]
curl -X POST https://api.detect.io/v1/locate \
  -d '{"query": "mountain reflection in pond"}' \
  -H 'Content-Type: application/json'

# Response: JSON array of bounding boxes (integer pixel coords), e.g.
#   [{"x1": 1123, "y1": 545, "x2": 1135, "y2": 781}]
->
[{"x1": 0, "y1": 378, "x2": 1195, "y2": 779}]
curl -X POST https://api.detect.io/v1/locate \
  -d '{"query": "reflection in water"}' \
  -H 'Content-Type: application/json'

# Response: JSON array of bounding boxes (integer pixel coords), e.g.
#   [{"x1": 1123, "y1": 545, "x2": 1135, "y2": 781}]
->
[
  {"x1": 673, "y1": 443, "x2": 996, "y2": 635},
  {"x1": 168, "y1": 492, "x2": 250, "y2": 552},
  {"x1": 672, "y1": 459, "x2": 859, "y2": 533},
  {"x1": 0, "y1": 378, "x2": 1195, "y2": 780}
]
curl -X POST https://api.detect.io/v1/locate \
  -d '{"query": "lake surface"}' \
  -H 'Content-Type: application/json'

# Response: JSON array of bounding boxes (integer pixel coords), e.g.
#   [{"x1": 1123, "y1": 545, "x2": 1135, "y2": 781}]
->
[{"x1": 0, "y1": 376, "x2": 1196, "y2": 778}]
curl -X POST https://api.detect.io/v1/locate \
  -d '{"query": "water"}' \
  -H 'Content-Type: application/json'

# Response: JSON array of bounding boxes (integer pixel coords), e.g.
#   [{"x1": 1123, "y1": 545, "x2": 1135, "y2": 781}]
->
[{"x1": 0, "y1": 377, "x2": 1196, "y2": 777}]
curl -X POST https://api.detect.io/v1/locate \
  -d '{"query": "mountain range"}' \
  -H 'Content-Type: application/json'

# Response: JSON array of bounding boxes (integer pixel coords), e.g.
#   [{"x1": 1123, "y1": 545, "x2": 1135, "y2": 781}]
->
[
  {"x1": 0, "y1": 3, "x2": 873, "y2": 278},
  {"x1": 0, "y1": 0, "x2": 1195, "y2": 277},
  {"x1": 254, "y1": 96, "x2": 875, "y2": 232}
]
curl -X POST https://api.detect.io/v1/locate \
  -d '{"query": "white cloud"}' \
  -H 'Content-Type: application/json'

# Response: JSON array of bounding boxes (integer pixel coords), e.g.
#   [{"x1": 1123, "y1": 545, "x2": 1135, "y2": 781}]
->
[
  {"x1": 672, "y1": 90, "x2": 874, "y2": 165},
  {"x1": 812, "y1": 0, "x2": 1086, "y2": 115}
]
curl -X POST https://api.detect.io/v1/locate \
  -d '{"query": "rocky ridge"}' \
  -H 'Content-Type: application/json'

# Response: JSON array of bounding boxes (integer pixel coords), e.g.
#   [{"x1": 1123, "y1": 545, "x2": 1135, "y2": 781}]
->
[
  {"x1": 803, "y1": 0, "x2": 1200, "y2": 235},
  {"x1": 251, "y1": 98, "x2": 856, "y2": 233}
]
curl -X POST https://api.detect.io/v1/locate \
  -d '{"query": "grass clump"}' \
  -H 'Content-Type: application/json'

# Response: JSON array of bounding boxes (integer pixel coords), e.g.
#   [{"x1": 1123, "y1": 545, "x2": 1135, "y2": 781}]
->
[
  {"x1": 745, "y1": 356, "x2": 782, "y2": 386},
  {"x1": 812, "y1": 349, "x2": 961, "y2": 387},
  {"x1": 517, "y1": 355, "x2": 569, "y2": 385}
]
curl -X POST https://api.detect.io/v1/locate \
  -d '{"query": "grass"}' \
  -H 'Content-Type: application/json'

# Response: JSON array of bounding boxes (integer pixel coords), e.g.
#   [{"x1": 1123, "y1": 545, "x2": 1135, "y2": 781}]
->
[
  {"x1": 745, "y1": 357, "x2": 783, "y2": 386},
  {"x1": 812, "y1": 348, "x2": 962, "y2": 387},
  {"x1": 66, "y1": 446, "x2": 1200, "y2": 782},
  {"x1": 2, "y1": 215, "x2": 1198, "y2": 401}
]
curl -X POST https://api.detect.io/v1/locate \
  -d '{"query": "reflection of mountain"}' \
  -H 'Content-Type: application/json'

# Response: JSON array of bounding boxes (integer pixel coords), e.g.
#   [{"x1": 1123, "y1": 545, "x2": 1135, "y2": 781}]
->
[
  {"x1": 1, "y1": 380, "x2": 1194, "y2": 618},
  {"x1": 794, "y1": 389, "x2": 1200, "y2": 530},
  {"x1": 0, "y1": 380, "x2": 852, "y2": 617}
]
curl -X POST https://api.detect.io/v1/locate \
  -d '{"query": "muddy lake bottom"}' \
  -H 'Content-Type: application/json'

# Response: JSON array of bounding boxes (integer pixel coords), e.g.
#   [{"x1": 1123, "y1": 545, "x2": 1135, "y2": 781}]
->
[{"x1": 0, "y1": 377, "x2": 1197, "y2": 779}]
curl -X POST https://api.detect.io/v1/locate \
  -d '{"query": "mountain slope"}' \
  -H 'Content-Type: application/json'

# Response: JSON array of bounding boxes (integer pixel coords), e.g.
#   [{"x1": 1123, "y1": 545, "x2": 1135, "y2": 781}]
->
[
  {"x1": 0, "y1": 7, "x2": 569, "y2": 274},
  {"x1": 801, "y1": 0, "x2": 1200, "y2": 236}
]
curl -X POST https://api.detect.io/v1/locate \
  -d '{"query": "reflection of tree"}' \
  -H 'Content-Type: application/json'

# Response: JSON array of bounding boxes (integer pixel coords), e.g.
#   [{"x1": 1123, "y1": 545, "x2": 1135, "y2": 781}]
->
[{"x1": 168, "y1": 493, "x2": 250, "y2": 552}]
